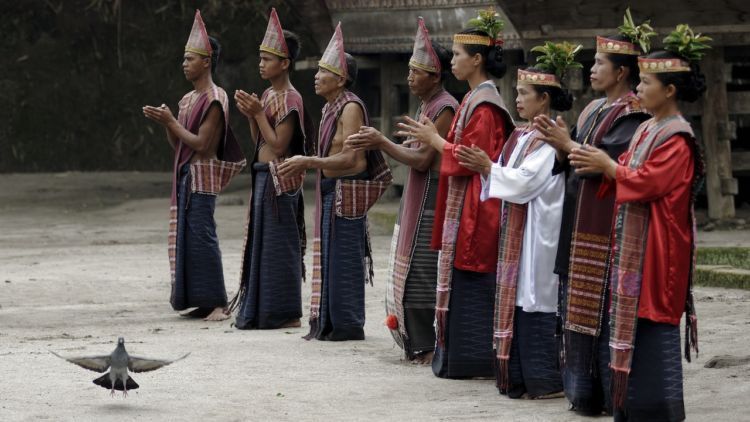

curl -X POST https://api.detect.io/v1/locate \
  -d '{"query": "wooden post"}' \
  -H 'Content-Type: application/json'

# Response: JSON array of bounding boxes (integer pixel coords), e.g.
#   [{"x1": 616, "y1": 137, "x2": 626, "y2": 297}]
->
[
  {"x1": 702, "y1": 48, "x2": 737, "y2": 220},
  {"x1": 379, "y1": 54, "x2": 407, "y2": 189},
  {"x1": 496, "y1": 66, "x2": 517, "y2": 117},
  {"x1": 379, "y1": 55, "x2": 394, "y2": 136}
]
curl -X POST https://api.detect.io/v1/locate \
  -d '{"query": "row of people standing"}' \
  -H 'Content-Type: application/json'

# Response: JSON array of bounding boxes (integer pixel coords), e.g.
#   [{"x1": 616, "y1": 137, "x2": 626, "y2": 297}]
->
[
  {"x1": 143, "y1": 9, "x2": 393, "y2": 338},
  {"x1": 142, "y1": 7, "x2": 709, "y2": 422},
  {"x1": 379, "y1": 8, "x2": 708, "y2": 422}
]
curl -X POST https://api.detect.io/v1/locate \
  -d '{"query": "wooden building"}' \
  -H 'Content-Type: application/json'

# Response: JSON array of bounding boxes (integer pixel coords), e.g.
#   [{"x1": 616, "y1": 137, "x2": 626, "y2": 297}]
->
[{"x1": 293, "y1": 0, "x2": 749, "y2": 219}]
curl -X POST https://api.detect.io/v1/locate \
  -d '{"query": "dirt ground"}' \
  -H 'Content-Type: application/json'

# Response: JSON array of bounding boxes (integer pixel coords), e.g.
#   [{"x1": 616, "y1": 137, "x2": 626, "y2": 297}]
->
[{"x1": 1, "y1": 172, "x2": 749, "y2": 422}]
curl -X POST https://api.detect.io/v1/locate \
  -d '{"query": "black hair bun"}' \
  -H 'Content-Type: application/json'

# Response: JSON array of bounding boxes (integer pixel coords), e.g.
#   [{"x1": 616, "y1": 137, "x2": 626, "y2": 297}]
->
[
  {"x1": 551, "y1": 90, "x2": 573, "y2": 111},
  {"x1": 676, "y1": 63, "x2": 706, "y2": 103},
  {"x1": 486, "y1": 44, "x2": 507, "y2": 78}
]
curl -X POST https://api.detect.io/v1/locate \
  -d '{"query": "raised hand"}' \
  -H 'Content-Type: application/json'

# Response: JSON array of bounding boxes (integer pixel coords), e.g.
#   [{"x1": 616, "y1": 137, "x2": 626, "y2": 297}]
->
[
  {"x1": 142, "y1": 104, "x2": 176, "y2": 126},
  {"x1": 234, "y1": 90, "x2": 263, "y2": 119},
  {"x1": 568, "y1": 144, "x2": 617, "y2": 177},
  {"x1": 398, "y1": 115, "x2": 439, "y2": 149},
  {"x1": 533, "y1": 115, "x2": 574, "y2": 151},
  {"x1": 456, "y1": 145, "x2": 492, "y2": 176}
]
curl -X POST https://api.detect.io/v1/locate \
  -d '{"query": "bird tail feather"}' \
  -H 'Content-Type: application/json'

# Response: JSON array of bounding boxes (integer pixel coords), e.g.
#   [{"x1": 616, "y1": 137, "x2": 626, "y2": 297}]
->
[{"x1": 93, "y1": 373, "x2": 139, "y2": 391}]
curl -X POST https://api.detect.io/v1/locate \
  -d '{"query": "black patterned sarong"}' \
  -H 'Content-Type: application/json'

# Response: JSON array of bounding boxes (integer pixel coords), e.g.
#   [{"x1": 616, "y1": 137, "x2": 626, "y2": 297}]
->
[
  {"x1": 235, "y1": 163, "x2": 303, "y2": 329},
  {"x1": 505, "y1": 307, "x2": 563, "y2": 398},
  {"x1": 171, "y1": 163, "x2": 227, "y2": 311},
  {"x1": 311, "y1": 175, "x2": 368, "y2": 341},
  {"x1": 560, "y1": 274, "x2": 613, "y2": 415},
  {"x1": 614, "y1": 319, "x2": 685, "y2": 422},
  {"x1": 432, "y1": 268, "x2": 495, "y2": 378}
]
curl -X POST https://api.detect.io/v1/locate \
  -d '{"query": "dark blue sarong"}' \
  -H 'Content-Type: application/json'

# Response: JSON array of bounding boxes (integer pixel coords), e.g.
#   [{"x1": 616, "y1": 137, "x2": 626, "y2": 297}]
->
[
  {"x1": 432, "y1": 268, "x2": 495, "y2": 378},
  {"x1": 235, "y1": 163, "x2": 303, "y2": 329},
  {"x1": 313, "y1": 176, "x2": 367, "y2": 341},
  {"x1": 171, "y1": 164, "x2": 227, "y2": 311},
  {"x1": 614, "y1": 319, "x2": 686, "y2": 422},
  {"x1": 560, "y1": 274, "x2": 613, "y2": 415},
  {"x1": 505, "y1": 307, "x2": 563, "y2": 398}
]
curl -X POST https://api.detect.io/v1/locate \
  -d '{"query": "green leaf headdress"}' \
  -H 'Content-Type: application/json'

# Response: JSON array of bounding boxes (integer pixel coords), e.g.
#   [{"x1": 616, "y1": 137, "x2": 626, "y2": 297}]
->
[
  {"x1": 597, "y1": 8, "x2": 655, "y2": 56},
  {"x1": 529, "y1": 41, "x2": 583, "y2": 81},
  {"x1": 618, "y1": 7, "x2": 657, "y2": 54},
  {"x1": 454, "y1": 7, "x2": 505, "y2": 46},
  {"x1": 639, "y1": 24, "x2": 712, "y2": 73},
  {"x1": 662, "y1": 24, "x2": 712, "y2": 62}
]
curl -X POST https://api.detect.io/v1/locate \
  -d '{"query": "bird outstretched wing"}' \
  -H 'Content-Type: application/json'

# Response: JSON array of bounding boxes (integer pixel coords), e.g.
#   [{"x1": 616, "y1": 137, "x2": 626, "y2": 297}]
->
[
  {"x1": 50, "y1": 351, "x2": 111, "y2": 373},
  {"x1": 128, "y1": 352, "x2": 190, "y2": 373}
]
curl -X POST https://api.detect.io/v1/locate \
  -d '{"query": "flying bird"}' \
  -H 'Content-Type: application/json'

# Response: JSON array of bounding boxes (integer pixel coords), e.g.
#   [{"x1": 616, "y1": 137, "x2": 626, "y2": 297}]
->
[{"x1": 51, "y1": 337, "x2": 189, "y2": 397}]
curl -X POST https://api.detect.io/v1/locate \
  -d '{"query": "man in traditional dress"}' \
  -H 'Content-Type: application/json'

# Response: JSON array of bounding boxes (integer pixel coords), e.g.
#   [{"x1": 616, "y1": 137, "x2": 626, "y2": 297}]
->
[
  {"x1": 532, "y1": 11, "x2": 652, "y2": 415},
  {"x1": 228, "y1": 8, "x2": 315, "y2": 330},
  {"x1": 346, "y1": 18, "x2": 458, "y2": 364},
  {"x1": 143, "y1": 10, "x2": 245, "y2": 321},
  {"x1": 278, "y1": 23, "x2": 392, "y2": 341}
]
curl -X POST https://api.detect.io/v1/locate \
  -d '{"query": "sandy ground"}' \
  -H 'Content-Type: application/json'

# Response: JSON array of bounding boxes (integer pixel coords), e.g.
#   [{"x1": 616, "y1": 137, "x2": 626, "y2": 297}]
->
[{"x1": 1, "y1": 172, "x2": 749, "y2": 422}]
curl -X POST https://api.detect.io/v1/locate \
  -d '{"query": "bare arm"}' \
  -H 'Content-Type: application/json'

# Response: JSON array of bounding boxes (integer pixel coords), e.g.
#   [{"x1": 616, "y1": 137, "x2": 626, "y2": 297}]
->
[
  {"x1": 277, "y1": 102, "x2": 365, "y2": 176},
  {"x1": 165, "y1": 126, "x2": 179, "y2": 149},
  {"x1": 235, "y1": 90, "x2": 260, "y2": 150},
  {"x1": 145, "y1": 103, "x2": 221, "y2": 153},
  {"x1": 346, "y1": 127, "x2": 432, "y2": 171},
  {"x1": 353, "y1": 109, "x2": 452, "y2": 172},
  {"x1": 309, "y1": 102, "x2": 364, "y2": 171},
  {"x1": 143, "y1": 104, "x2": 180, "y2": 150},
  {"x1": 235, "y1": 89, "x2": 296, "y2": 156},
  {"x1": 398, "y1": 115, "x2": 446, "y2": 153},
  {"x1": 163, "y1": 104, "x2": 223, "y2": 154},
  {"x1": 255, "y1": 112, "x2": 296, "y2": 156}
]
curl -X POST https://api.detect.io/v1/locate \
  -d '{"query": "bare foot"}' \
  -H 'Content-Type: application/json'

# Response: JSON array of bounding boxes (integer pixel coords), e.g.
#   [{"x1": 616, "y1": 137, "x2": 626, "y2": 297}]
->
[
  {"x1": 279, "y1": 318, "x2": 302, "y2": 328},
  {"x1": 204, "y1": 307, "x2": 230, "y2": 321},
  {"x1": 532, "y1": 391, "x2": 565, "y2": 400},
  {"x1": 411, "y1": 351, "x2": 434, "y2": 365},
  {"x1": 180, "y1": 307, "x2": 212, "y2": 318}
]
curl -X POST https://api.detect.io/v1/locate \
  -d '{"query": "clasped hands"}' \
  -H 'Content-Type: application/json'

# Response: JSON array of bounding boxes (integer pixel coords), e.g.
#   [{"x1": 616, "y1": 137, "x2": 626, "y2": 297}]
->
[
  {"x1": 533, "y1": 114, "x2": 616, "y2": 176},
  {"x1": 234, "y1": 89, "x2": 264, "y2": 119}
]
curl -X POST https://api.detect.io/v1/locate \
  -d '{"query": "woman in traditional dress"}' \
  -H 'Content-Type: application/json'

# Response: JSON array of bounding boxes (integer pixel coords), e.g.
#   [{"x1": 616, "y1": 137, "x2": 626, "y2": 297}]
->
[{"x1": 568, "y1": 24, "x2": 709, "y2": 421}]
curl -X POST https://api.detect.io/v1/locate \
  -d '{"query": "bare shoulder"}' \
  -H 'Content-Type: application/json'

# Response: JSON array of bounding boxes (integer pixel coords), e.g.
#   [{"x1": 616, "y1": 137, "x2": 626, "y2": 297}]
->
[
  {"x1": 434, "y1": 107, "x2": 455, "y2": 125},
  {"x1": 341, "y1": 102, "x2": 364, "y2": 123},
  {"x1": 204, "y1": 102, "x2": 223, "y2": 123}
]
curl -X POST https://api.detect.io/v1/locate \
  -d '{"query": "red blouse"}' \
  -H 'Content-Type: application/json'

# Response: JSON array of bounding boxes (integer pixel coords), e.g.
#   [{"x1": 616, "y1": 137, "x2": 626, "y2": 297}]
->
[
  {"x1": 432, "y1": 104, "x2": 507, "y2": 273},
  {"x1": 603, "y1": 134, "x2": 695, "y2": 325}
]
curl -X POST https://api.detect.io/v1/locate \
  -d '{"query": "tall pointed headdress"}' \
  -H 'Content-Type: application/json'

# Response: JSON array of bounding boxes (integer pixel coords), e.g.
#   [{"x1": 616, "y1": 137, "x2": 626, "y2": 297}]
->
[
  {"x1": 185, "y1": 10, "x2": 212, "y2": 57},
  {"x1": 318, "y1": 22, "x2": 347, "y2": 78},
  {"x1": 409, "y1": 17, "x2": 441, "y2": 73},
  {"x1": 259, "y1": 8, "x2": 289, "y2": 58}
]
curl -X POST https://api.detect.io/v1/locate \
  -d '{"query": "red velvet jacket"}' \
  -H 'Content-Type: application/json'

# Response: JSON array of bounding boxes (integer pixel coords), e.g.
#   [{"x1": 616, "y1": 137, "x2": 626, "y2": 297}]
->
[{"x1": 432, "y1": 104, "x2": 507, "y2": 273}]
